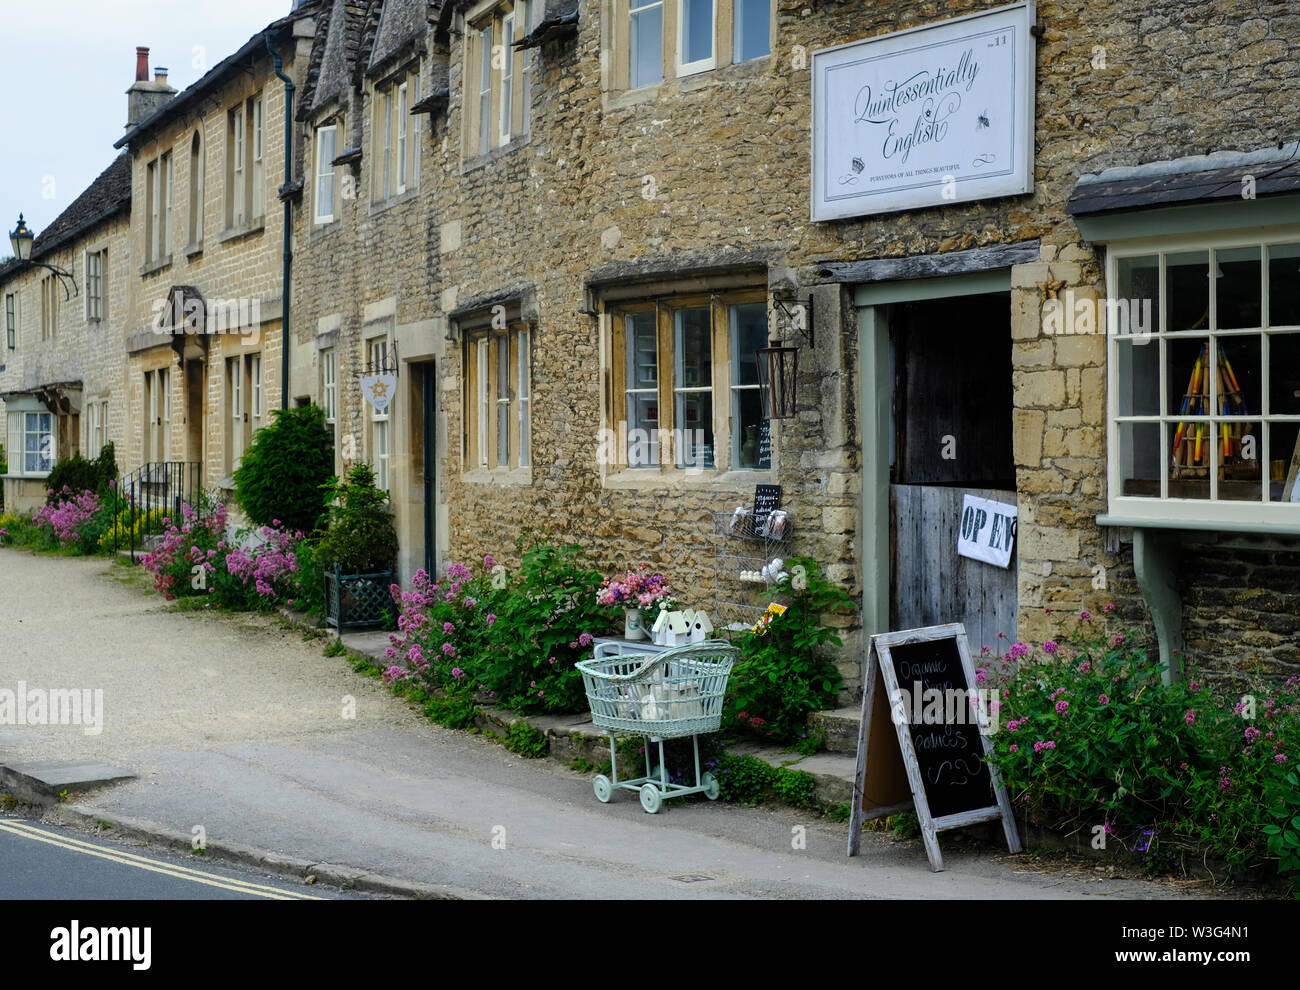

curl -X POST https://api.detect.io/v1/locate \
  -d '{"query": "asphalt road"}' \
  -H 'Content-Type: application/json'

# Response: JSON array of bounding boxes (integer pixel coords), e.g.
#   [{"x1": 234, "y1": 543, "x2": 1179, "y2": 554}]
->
[{"x1": 0, "y1": 815, "x2": 363, "y2": 899}]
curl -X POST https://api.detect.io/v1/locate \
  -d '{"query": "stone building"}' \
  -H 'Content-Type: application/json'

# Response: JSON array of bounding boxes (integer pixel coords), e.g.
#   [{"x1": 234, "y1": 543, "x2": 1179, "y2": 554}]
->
[
  {"x1": 0, "y1": 155, "x2": 132, "y2": 513},
  {"x1": 6, "y1": 0, "x2": 1300, "y2": 698}
]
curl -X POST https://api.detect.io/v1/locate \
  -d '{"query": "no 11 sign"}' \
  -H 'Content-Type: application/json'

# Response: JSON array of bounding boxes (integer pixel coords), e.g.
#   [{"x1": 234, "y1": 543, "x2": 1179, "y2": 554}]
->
[{"x1": 957, "y1": 493, "x2": 1017, "y2": 568}]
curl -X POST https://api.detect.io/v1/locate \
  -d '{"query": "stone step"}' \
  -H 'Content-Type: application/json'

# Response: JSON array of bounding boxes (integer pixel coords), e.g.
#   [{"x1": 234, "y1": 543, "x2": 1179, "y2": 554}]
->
[
  {"x1": 807, "y1": 705, "x2": 863, "y2": 754},
  {"x1": 0, "y1": 760, "x2": 136, "y2": 806}
]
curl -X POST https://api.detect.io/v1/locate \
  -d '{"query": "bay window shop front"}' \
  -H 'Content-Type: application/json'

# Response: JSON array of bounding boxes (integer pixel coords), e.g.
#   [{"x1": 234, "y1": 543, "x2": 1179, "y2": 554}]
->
[{"x1": 1072, "y1": 145, "x2": 1300, "y2": 681}]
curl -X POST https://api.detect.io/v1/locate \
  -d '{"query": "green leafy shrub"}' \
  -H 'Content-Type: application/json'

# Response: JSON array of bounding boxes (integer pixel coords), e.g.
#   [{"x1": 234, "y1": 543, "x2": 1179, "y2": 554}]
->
[
  {"x1": 46, "y1": 443, "x2": 117, "y2": 502},
  {"x1": 985, "y1": 610, "x2": 1300, "y2": 884},
  {"x1": 773, "y1": 767, "x2": 818, "y2": 809},
  {"x1": 315, "y1": 463, "x2": 397, "y2": 573},
  {"x1": 726, "y1": 558, "x2": 849, "y2": 744},
  {"x1": 424, "y1": 686, "x2": 480, "y2": 731},
  {"x1": 714, "y1": 753, "x2": 776, "y2": 806},
  {"x1": 233, "y1": 405, "x2": 334, "y2": 535},
  {"x1": 504, "y1": 720, "x2": 549, "y2": 758}
]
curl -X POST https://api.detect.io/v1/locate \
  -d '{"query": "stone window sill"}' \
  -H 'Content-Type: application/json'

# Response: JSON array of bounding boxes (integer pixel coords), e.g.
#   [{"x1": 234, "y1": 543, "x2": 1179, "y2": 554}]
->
[
  {"x1": 139, "y1": 255, "x2": 173, "y2": 277},
  {"x1": 369, "y1": 187, "x2": 420, "y2": 217},
  {"x1": 219, "y1": 221, "x2": 266, "y2": 245},
  {"x1": 461, "y1": 465, "x2": 533, "y2": 487},
  {"x1": 602, "y1": 467, "x2": 776, "y2": 492},
  {"x1": 604, "y1": 54, "x2": 774, "y2": 111},
  {"x1": 460, "y1": 133, "x2": 532, "y2": 175},
  {"x1": 184, "y1": 242, "x2": 203, "y2": 259}
]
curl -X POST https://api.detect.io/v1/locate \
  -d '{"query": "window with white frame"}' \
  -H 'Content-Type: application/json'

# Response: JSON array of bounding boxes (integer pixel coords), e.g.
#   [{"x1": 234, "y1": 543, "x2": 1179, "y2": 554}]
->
[
  {"x1": 607, "y1": 288, "x2": 770, "y2": 473},
  {"x1": 315, "y1": 124, "x2": 337, "y2": 223},
  {"x1": 100, "y1": 400, "x2": 109, "y2": 455},
  {"x1": 322, "y1": 347, "x2": 337, "y2": 441},
  {"x1": 6, "y1": 291, "x2": 16, "y2": 349},
  {"x1": 226, "y1": 95, "x2": 264, "y2": 228},
  {"x1": 145, "y1": 368, "x2": 170, "y2": 462},
  {"x1": 369, "y1": 338, "x2": 391, "y2": 491},
  {"x1": 615, "y1": 0, "x2": 771, "y2": 91},
  {"x1": 466, "y1": 6, "x2": 532, "y2": 159},
  {"x1": 251, "y1": 96, "x2": 265, "y2": 221},
  {"x1": 15, "y1": 411, "x2": 53, "y2": 474},
  {"x1": 145, "y1": 151, "x2": 171, "y2": 264},
  {"x1": 1108, "y1": 237, "x2": 1300, "y2": 526},
  {"x1": 462, "y1": 324, "x2": 531, "y2": 472},
  {"x1": 226, "y1": 356, "x2": 244, "y2": 473},
  {"x1": 398, "y1": 81, "x2": 409, "y2": 192},
  {"x1": 86, "y1": 249, "x2": 105, "y2": 321},
  {"x1": 250, "y1": 354, "x2": 262, "y2": 432}
]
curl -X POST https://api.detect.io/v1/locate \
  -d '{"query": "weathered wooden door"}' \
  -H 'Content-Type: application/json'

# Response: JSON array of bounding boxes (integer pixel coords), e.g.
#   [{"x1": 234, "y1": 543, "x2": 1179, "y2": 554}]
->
[
  {"x1": 886, "y1": 293, "x2": 1018, "y2": 649},
  {"x1": 890, "y1": 485, "x2": 1018, "y2": 653}
]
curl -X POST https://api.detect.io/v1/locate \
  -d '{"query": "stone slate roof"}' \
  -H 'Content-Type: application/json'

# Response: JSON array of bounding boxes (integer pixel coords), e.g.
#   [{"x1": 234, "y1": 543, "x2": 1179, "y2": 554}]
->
[
  {"x1": 303, "y1": 0, "x2": 375, "y2": 117},
  {"x1": 368, "y1": 0, "x2": 433, "y2": 76},
  {"x1": 116, "y1": 2, "x2": 321, "y2": 150},
  {"x1": 1068, "y1": 142, "x2": 1300, "y2": 215},
  {"x1": 0, "y1": 153, "x2": 131, "y2": 287}
]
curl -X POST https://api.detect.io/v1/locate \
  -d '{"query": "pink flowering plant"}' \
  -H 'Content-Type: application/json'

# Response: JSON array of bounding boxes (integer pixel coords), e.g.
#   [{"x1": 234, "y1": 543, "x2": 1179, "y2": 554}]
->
[
  {"x1": 381, "y1": 534, "x2": 619, "y2": 715},
  {"x1": 32, "y1": 486, "x2": 112, "y2": 554},
  {"x1": 596, "y1": 564, "x2": 674, "y2": 630},
  {"x1": 984, "y1": 608, "x2": 1300, "y2": 885},
  {"x1": 141, "y1": 499, "x2": 229, "y2": 600}
]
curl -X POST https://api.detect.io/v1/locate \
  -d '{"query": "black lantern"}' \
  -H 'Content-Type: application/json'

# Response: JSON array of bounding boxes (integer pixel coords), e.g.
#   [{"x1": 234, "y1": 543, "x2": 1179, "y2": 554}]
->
[
  {"x1": 8, "y1": 213, "x2": 78, "y2": 298},
  {"x1": 756, "y1": 340, "x2": 799, "y2": 420},
  {"x1": 9, "y1": 214, "x2": 34, "y2": 262}
]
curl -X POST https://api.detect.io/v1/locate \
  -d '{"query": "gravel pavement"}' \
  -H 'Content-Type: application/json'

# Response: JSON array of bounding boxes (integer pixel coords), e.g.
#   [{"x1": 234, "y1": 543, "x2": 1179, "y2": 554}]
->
[{"x1": 0, "y1": 549, "x2": 1215, "y2": 899}]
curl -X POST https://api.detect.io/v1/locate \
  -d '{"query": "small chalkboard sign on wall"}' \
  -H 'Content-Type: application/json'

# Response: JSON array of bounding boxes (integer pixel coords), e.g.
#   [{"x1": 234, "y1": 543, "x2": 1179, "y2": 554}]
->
[
  {"x1": 847, "y1": 623, "x2": 1021, "y2": 872},
  {"x1": 757, "y1": 420, "x2": 771, "y2": 470},
  {"x1": 752, "y1": 484, "x2": 782, "y2": 529}
]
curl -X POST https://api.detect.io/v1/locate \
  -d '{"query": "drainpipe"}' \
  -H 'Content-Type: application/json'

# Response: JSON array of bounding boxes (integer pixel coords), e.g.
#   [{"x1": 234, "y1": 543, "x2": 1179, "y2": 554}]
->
[{"x1": 265, "y1": 31, "x2": 294, "y2": 411}]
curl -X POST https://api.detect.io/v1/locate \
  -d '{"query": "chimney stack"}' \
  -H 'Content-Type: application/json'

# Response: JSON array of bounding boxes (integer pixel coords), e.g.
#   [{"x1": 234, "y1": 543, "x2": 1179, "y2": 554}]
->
[{"x1": 126, "y1": 46, "x2": 177, "y2": 133}]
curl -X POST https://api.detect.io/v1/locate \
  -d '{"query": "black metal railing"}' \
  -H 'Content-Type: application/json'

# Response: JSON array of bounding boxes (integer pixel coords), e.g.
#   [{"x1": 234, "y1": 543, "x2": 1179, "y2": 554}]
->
[{"x1": 109, "y1": 462, "x2": 203, "y2": 563}]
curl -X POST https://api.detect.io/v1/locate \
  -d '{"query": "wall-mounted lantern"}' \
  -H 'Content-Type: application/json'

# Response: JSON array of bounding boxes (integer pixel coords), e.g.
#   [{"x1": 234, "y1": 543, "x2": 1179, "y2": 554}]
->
[
  {"x1": 757, "y1": 292, "x2": 813, "y2": 420},
  {"x1": 8, "y1": 214, "x2": 79, "y2": 298}
]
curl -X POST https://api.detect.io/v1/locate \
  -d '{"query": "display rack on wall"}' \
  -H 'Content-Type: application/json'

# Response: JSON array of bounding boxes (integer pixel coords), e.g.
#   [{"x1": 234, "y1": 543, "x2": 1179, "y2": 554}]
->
[{"x1": 711, "y1": 509, "x2": 794, "y2": 633}]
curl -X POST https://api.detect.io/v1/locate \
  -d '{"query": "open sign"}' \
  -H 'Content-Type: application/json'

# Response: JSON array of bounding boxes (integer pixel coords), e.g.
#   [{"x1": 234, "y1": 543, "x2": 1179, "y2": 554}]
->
[{"x1": 957, "y1": 494, "x2": 1017, "y2": 568}]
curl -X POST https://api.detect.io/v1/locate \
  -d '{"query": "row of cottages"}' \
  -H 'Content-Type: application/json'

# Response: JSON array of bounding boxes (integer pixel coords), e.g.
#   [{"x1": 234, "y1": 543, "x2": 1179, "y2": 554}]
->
[{"x1": 4, "y1": 0, "x2": 1300, "y2": 702}]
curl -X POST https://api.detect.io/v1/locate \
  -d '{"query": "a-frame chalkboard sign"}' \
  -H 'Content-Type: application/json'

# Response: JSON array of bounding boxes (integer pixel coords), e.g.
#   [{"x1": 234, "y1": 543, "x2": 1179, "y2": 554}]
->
[{"x1": 847, "y1": 623, "x2": 1021, "y2": 872}]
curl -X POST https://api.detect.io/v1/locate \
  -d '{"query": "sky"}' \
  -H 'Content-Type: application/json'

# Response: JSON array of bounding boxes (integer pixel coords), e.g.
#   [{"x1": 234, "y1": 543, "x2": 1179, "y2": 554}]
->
[{"x1": 0, "y1": 1, "x2": 296, "y2": 239}]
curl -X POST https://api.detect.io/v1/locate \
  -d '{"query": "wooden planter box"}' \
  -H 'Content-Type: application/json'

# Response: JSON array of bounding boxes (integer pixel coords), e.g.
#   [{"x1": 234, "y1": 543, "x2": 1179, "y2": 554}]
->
[{"x1": 324, "y1": 566, "x2": 394, "y2": 629}]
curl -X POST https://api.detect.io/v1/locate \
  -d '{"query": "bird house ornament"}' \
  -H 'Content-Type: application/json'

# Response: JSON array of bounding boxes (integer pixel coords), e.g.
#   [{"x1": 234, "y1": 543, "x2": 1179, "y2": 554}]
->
[
  {"x1": 690, "y1": 611, "x2": 714, "y2": 643},
  {"x1": 666, "y1": 611, "x2": 690, "y2": 646}
]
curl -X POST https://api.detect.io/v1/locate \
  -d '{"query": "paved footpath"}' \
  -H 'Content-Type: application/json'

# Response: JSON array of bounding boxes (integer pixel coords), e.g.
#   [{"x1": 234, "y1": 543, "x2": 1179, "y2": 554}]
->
[{"x1": 0, "y1": 549, "x2": 1214, "y2": 900}]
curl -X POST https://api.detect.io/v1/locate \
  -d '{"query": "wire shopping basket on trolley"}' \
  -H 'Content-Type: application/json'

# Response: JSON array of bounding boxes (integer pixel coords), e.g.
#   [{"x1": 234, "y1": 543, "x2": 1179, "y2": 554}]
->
[{"x1": 576, "y1": 640, "x2": 736, "y2": 814}]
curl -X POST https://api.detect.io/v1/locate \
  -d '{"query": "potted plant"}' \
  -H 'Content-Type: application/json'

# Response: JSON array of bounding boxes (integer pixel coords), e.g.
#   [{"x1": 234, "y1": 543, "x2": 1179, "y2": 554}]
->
[{"x1": 317, "y1": 462, "x2": 398, "y2": 629}]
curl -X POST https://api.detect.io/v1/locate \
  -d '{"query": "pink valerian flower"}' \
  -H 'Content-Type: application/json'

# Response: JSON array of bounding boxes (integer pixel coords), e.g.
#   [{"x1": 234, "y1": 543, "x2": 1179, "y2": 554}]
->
[
  {"x1": 1277, "y1": 754, "x2": 1289, "y2": 764},
  {"x1": 578, "y1": 632, "x2": 594, "y2": 647},
  {"x1": 463, "y1": 598, "x2": 477, "y2": 608},
  {"x1": 451, "y1": 667, "x2": 465, "y2": 679},
  {"x1": 442, "y1": 643, "x2": 457, "y2": 658},
  {"x1": 1078, "y1": 661, "x2": 1091, "y2": 673},
  {"x1": 975, "y1": 668, "x2": 988, "y2": 684},
  {"x1": 1245, "y1": 726, "x2": 1261, "y2": 744},
  {"x1": 1042, "y1": 640, "x2": 1059, "y2": 655},
  {"x1": 1079, "y1": 610, "x2": 1092, "y2": 621},
  {"x1": 1098, "y1": 694, "x2": 1110, "y2": 705},
  {"x1": 1033, "y1": 740, "x2": 1056, "y2": 754},
  {"x1": 1006, "y1": 718, "x2": 1026, "y2": 733},
  {"x1": 1112, "y1": 635, "x2": 1125, "y2": 647},
  {"x1": 1185, "y1": 709, "x2": 1196, "y2": 726},
  {"x1": 484, "y1": 554, "x2": 496, "y2": 569},
  {"x1": 1006, "y1": 642, "x2": 1029, "y2": 661},
  {"x1": 1055, "y1": 700, "x2": 1069, "y2": 715},
  {"x1": 1008, "y1": 744, "x2": 1018, "y2": 752},
  {"x1": 1103, "y1": 603, "x2": 1116, "y2": 614},
  {"x1": 443, "y1": 621, "x2": 455, "y2": 635},
  {"x1": 486, "y1": 613, "x2": 497, "y2": 628}
]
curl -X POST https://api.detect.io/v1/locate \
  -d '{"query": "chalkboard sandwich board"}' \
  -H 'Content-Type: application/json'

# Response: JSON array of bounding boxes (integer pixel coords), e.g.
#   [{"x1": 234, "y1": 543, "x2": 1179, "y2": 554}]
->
[{"x1": 847, "y1": 622, "x2": 1021, "y2": 872}]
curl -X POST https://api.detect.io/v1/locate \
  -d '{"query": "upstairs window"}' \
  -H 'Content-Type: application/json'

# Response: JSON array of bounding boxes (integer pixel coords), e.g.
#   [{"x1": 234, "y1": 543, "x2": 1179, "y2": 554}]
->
[
  {"x1": 466, "y1": 6, "x2": 531, "y2": 159},
  {"x1": 6, "y1": 291, "x2": 17, "y2": 349},
  {"x1": 85, "y1": 249, "x2": 105, "y2": 321},
  {"x1": 40, "y1": 276, "x2": 58, "y2": 340},
  {"x1": 315, "y1": 124, "x2": 337, "y2": 224},
  {"x1": 374, "y1": 67, "x2": 421, "y2": 202},
  {"x1": 145, "y1": 152, "x2": 171, "y2": 263},
  {"x1": 226, "y1": 95, "x2": 264, "y2": 229},
  {"x1": 614, "y1": 0, "x2": 771, "y2": 92},
  {"x1": 188, "y1": 131, "x2": 204, "y2": 246}
]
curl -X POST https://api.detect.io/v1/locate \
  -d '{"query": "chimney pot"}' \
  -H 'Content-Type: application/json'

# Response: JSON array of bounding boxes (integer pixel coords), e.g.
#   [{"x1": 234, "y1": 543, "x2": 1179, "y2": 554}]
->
[
  {"x1": 135, "y1": 46, "x2": 149, "y2": 82},
  {"x1": 154, "y1": 67, "x2": 168, "y2": 85}
]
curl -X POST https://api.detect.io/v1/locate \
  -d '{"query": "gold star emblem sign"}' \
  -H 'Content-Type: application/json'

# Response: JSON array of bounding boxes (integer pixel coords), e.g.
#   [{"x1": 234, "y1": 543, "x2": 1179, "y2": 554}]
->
[{"x1": 370, "y1": 380, "x2": 389, "y2": 400}]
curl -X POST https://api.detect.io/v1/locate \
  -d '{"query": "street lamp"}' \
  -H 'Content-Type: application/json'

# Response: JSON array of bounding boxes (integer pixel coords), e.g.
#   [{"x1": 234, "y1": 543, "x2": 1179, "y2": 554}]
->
[{"x1": 8, "y1": 213, "x2": 78, "y2": 298}]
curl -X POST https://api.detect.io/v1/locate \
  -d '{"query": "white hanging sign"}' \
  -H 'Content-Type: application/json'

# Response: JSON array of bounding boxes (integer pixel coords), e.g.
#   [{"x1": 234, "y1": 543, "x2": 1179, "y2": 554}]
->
[
  {"x1": 361, "y1": 373, "x2": 397, "y2": 413},
  {"x1": 957, "y1": 493, "x2": 1018, "y2": 568},
  {"x1": 811, "y1": 2, "x2": 1036, "y2": 221}
]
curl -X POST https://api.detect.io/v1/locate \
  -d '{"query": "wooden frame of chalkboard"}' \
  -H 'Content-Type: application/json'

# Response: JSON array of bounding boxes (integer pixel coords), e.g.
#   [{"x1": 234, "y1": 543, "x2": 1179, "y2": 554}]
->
[{"x1": 847, "y1": 622, "x2": 1021, "y2": 872}]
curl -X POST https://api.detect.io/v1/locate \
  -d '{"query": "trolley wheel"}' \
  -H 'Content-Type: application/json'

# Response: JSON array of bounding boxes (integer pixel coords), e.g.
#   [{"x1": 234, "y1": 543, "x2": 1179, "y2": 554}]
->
[
  {"x1": 639, "y1": 783, "x2": 663, "y2": 814},
  {"x1": 593, "y1": 775, "x2": 613, "y2": 803},
  {"x1": 701, "y1": 772, "x2": 720, "y2": 800}
]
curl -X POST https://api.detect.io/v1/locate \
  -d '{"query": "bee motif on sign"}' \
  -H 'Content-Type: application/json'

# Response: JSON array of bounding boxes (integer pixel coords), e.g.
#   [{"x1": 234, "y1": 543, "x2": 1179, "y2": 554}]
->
[{"x1": 976, "y1": 109, "x2": 990, "y2": 130}]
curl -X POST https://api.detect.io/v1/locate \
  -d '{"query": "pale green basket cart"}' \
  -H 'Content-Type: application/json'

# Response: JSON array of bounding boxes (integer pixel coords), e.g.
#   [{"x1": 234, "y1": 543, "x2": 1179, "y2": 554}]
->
[{"x1": 576, "y1": 640, "x2": 737, "y2": 814}]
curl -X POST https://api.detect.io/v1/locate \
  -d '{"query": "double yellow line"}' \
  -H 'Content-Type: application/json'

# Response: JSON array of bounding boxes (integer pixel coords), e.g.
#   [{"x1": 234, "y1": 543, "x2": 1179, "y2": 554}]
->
[{"x1": 0, "y1": 818, "x2": 325, "y2": 900}]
